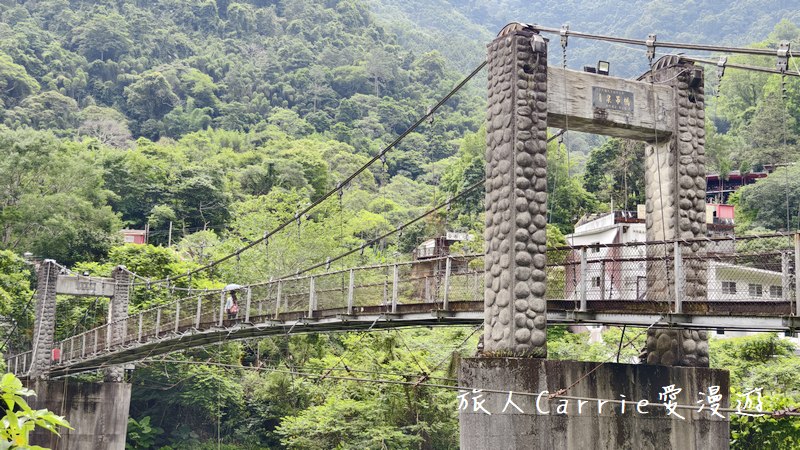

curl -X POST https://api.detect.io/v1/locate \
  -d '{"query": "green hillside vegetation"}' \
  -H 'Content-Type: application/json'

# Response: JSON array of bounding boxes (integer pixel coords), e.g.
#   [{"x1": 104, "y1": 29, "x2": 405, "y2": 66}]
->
[{"x1": 0, "y1": 0, "x2": 799, "y2": 447}]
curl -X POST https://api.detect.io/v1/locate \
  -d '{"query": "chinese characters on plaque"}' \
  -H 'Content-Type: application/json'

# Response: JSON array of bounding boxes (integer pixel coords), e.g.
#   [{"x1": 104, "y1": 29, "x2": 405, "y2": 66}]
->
[{"x1": 592, "y1": 87, "x2": 634, "y2": 113}]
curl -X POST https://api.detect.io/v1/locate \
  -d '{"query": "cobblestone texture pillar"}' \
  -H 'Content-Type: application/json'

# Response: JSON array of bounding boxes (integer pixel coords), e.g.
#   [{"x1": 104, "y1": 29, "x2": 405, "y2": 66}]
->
[
  {"x1": 30, "y1": 260, "x2": 59, "y2": 379},
  {"x1": 641, "y1": 57, "x2": 709, "y2": 367},
  {"x1": 104, "y1": 266, "x2": 131, "y2": 382},
  {"x1": 484, "y1": 24, "x2": 549, "y2": 357}
]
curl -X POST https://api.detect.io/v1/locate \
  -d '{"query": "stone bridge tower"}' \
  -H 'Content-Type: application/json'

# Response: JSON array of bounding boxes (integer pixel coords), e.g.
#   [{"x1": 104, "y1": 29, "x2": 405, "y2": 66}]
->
[
  {"x1": 483, "y1": 25, "x2": 550, "y2": 357},
  {"x1": 460, "y1": 24, "x2": 728, "y2": 450}
]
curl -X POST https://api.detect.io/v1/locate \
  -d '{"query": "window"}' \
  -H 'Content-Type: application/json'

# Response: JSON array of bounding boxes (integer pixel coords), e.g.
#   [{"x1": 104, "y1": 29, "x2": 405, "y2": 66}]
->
[
  {"x1": 770, "y1": 285, "x2": 783, "y2": 298},
  {"x1": 721, "y1": 281, "x2": 736, "y2": 295},
  {"x1": 592, "y1": 242, "x2": 601, "y2": 253},
  {"x1": 592, "y1": 276, "x2": 601, "y2": 287},
  {"x1": 748, "y1": 284, "x2": 762, "y2": 297}
]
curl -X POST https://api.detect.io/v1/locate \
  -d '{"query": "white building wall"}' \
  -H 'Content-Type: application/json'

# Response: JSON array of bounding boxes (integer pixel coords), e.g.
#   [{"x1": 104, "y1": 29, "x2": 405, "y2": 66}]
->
[{"x1": 566, "y1": 214, "x2": 788, "y2": 303}]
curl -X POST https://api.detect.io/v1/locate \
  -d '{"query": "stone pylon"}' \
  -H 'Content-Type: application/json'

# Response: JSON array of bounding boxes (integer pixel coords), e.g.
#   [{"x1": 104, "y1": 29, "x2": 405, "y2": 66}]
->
[
  {"x1": 104, "y1": 266, "x2": 131, "y2": 382},
  {"x1": 640, "y1": 56, "x2": 709, "y2": 366},
  {"x1": 483, "y1": 24, "x2": 549, "y2": 357},
  {"x1": 30, "y1": 260, "x2": 59, "y2": 379}
]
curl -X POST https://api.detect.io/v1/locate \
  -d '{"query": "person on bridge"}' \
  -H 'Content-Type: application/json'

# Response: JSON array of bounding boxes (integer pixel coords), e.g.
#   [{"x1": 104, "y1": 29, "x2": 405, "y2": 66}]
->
[{"x1": 225, "y1": 289, "x2": 239, "y2": 321}]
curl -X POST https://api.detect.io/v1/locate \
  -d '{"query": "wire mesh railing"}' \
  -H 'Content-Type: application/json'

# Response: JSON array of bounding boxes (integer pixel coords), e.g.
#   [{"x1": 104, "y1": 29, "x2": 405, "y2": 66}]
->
[{"x1": 8, "y1": 234, "x2": 799, "y2": 376}]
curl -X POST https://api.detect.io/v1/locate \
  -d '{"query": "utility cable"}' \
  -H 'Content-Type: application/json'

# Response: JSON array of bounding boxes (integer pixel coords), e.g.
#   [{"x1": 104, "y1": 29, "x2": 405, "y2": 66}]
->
[
  {"x1": 130, "y1": 358, "x2": 800, "y2": 418},
  {"x1": 285, "y1": 129, "x2": 567, "y2": 280}
]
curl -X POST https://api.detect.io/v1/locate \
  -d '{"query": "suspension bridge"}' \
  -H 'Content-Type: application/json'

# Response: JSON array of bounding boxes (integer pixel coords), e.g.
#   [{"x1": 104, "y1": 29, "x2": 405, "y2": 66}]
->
[
  {"x1": 9, "y1": 22, "x2": 800, "y2": 450},
  {"x1": 8, "y1": 232, "x2": 800, "y2": 378}
]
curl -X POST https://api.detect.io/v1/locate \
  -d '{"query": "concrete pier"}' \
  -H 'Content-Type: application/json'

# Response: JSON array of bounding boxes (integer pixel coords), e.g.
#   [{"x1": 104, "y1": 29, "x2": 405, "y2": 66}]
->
[
  {"x1": 459, "y1": 358, "x2": 729, "y2": 449},
  {"x1": 27, "y1": 380, "x2": 132, "y2": 450}
]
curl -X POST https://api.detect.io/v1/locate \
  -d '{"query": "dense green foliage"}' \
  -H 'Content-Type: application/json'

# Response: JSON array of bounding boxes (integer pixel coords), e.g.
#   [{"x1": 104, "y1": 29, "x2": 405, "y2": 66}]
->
[
  {"x1": 711, "y1": 334, "x2": 800, "y2": 450},
  {"x1": 0, "y1": 373, "x2": 71, "y2": 448}
]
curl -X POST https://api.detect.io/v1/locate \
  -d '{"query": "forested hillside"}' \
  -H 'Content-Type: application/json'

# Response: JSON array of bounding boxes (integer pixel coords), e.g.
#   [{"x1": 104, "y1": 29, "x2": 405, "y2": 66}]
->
[
  {"x1": 1, "y1": 0, "x2": 482, "y2": 140},
  {"x1": 1, "y1": 0, "x2": 800, "y2": 448},
  {"x1": 0, "y1": 0, "x2": 491, "y2": 265}
]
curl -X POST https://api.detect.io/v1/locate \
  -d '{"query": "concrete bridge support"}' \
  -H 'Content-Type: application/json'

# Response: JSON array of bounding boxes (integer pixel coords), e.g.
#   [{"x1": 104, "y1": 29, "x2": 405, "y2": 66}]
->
[
  {"x1": 459, "y1": 359, "x2": 729, "y2": 449},
  {"x1": 28, "y1": 380, "x2": 131, "y2": 450}
]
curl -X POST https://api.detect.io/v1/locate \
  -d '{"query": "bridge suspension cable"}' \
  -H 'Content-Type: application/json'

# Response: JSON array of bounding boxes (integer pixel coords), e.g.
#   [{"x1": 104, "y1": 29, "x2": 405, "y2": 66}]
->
[
  {"x1": 280, "y1": 130, "x2": 566, "y2": 281},
  {"x1": 523, "y1": 23, "x2": 797, "y2": 60},
  {"x1": 0, "y1": 290, "x2": 36, "y2": 352},
  {"x1": 515, "y1": 23, "x2": 800, "y2": 79}
]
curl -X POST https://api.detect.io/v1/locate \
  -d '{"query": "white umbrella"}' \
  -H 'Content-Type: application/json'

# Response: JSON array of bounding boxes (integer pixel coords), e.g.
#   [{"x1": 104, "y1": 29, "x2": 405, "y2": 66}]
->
[{"x1": 223, "y1": 283, "x2": 242, "y2": 291}]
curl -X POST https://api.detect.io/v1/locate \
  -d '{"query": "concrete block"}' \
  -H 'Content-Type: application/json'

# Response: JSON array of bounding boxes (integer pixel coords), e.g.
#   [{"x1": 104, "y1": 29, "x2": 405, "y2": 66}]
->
[
  {"x1": 27, "y1": 380, "x2": 132, "y2": 450},
  {"x1": 459, "y1": 358, "x2": 729, "y2": 450}
]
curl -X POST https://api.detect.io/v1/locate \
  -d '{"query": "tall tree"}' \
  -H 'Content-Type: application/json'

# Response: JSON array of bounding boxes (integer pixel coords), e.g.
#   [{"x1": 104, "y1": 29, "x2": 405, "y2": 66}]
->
[{"x1": 0, "y1": 127, "x2": 120, "y2": 264}]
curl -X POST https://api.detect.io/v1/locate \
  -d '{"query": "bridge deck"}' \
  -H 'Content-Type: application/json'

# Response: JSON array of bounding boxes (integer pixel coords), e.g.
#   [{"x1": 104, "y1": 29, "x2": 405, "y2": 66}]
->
[
  {"x1": 10, "y1": 237, "x2": 800, "y2": 378},
  {"x1": 11, "y1": 299, "x2": 798, "y2": 379}
]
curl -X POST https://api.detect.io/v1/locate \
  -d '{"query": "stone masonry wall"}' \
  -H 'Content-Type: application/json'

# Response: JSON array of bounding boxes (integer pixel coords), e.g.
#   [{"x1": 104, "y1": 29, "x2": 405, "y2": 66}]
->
[
  {"x1": 104, "y1": 266, "x2": 131, "y2": 382},
  {"x1": 484, "y1": 26, "x2": 548, "y2": 356},
  {"x1": 641, "y1": 57, "x2": 709, "y2": 366},
  {"x1": 30, "y1": 260, "x2": 58, "y2": 379}
]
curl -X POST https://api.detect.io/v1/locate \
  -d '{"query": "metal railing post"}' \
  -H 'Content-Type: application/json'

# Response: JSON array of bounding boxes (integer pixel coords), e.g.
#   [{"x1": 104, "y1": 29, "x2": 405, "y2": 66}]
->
[
  {"x1": 347, "y1": 269, "x2": 355, "y2": 315},
  {"x1": 195, "y1": 296, "x2": 202, "y2": 329},
  {"x1": 106, "y1": 313, "x2": 112, "y2": 349},
  {"x1": 600, "y1": 260, "x2": 606, "y2": 301},
  {"x1": 391, "y1": 265, "x2": 399, "y2": 313},
  {"x1": 155, "y1": 308, "x2": 161, "y2": 338},
  {"x1": 245, "y1": 287, "x2": 252, "y2": 323},
  {"x1": 259, "y1": 281, "x2": 265, "y2": 318},
  {"x1": 580, "y1": 247, "x2": 588, "y2": 311},
  {"x1": 308, "y1": 277, "x2": 316, "y2": 317},
  {"x1": 795, "y1": 233, "x2": 800, "y2": 316},
  {"x1": 59, "y1": 342, "x2": 63, "y2": 364},
  {"x1": 425, "y1": 277, "x2": 431, "y2": 303},
  {"x1": 94, "y1": 328, "x2": 98, "y2": 354},
  {"x1": 219, "y1": 291, "x2": 226, "y2": 326},
  {"x1": 674, "y1": 241, "x2": 684, "y2": 314},
  {"x1": 443, "y1": 257, "x2": 452, "y2": 310},
  {"x1": 175, "y1": 301, "x2": 181, "y2": 333},
  {"x1": 782, "y1": 251, "x2": 791, "y2": 302},
  {"x1": 71, "y1": 336, "x2": 76, "y2": 358},
  {"x1": 473, "y1": 270, "x2": 480, "y2": 303},
  {"x1": 274, "y1": 281, "x2": 282, "y2": 319},
  {"x1": 13, "y1": 356, "x2": 18, "y2": 375},
  {"x1": 81, "y1": 334, "x2": 86, "y2": 358},
  {"x1": 138, "y1": 313, "x2": 143, "y2": 342}
]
